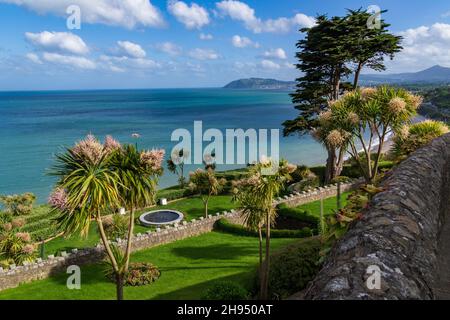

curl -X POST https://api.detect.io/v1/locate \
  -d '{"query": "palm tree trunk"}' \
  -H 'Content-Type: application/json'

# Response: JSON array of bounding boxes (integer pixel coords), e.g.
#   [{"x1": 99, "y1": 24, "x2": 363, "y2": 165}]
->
[
  {"x1": 124, "y1": 206, "x2": 135, "y2": 272},
  {"x1": 96, "y1": 214, "x2": 122, "y2": 301},
  {"x1": 116, "y1": 272, "x2": 124, "y2": 300},
  {"x1": 96, "y1": 215, "x2": 119, "y2": 272},
  {"x1": 258, "y1": 226, "x2": 263, "y2": 266},
  {"x1": 325, "y1": 146, "x2": 337, "y2": 184},
  {"x1": 261, "y1": 212, "x2": 271, "y2": 300},
  {"x1": 204, "y1": 195, "x2": 210, "y2": 218}
]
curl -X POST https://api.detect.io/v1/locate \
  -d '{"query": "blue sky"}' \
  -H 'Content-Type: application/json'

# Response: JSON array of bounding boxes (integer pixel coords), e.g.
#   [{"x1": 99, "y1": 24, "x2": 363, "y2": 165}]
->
[{"x1": 1, "y1": 0, "x2": 450, "y2": 90}]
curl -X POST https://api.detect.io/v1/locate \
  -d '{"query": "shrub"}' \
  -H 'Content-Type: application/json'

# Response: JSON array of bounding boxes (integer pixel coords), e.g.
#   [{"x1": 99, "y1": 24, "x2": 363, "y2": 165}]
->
[
  {"x1": 103, "y1": 214, "x2": 129, "y2": 240},
  {"x1": 107, "y1": 262, "x2": 160, "y2": 287},
  {"x1": 255, "y1": 239, "x2": 322, "y2": 299},
  {"x1": 277, "y1": 203, "x2": 319, "y2": 227},
  {"x1": 202, "y1": 281, "x2": 249, "y2": 300},
  {"x1": 156, "y1": 187, "x2": 192, "y2": 202},
  {"x1": 215, "y1": 219, "x2": 314, "y2": 238},
  {"x1": 0, "y1": 193, "x2": 36, "y2": 216},
  {"x1": 0, "y1": 231, "x2": 36, "y2": 265},
  {"x1": 393, "y1": 120, "x2": 449, "y2": 158},
  {"x1": 0, "y1": 211, "x2": 12, "y2": 225}
]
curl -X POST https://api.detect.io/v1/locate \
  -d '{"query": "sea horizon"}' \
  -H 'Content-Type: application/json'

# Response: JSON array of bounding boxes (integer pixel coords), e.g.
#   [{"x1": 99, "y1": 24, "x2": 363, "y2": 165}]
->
[{"x1": 0, "y1": 88, "x2": 326, "y2": 203}]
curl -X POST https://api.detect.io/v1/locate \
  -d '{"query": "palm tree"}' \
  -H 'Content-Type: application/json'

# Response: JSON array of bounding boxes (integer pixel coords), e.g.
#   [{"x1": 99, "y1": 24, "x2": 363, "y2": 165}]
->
[
  {"x1": 110, "y1": 144, "x2": 164, "y2": 275},
  {"x1": 50, "y1": 135, "x2": 165, "y2": 300},
  {"x1": 49, "y1": 135, "x2": 123, "y2": 299},
  {"x1": 188, "y1": 168, "x2": 225, "y2": 218},
  {"x1": 233, "y1": 159, "x2": 295, "y2": 299}
]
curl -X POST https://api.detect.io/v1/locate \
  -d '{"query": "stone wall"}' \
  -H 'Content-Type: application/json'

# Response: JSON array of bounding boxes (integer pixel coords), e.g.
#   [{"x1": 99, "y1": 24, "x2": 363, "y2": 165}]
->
[
  {"x1": 0, "y1": 211, "x2": 243, "y2": 291},
  {"x1": 0, "y1": 178, "x2": 361, "y2": 291},
  {"x1": 275, "y1": 179, "x2": 363, "y2": 208},
  {"x1": 303, "y1": 133, "x2": 450, "y2": 300}
]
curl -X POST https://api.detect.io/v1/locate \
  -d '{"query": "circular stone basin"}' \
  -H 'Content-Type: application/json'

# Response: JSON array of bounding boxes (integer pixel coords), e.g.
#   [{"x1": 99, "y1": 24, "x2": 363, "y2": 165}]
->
[{"x1": 139, "y1": 210, "x2": 184, "y2": 227}]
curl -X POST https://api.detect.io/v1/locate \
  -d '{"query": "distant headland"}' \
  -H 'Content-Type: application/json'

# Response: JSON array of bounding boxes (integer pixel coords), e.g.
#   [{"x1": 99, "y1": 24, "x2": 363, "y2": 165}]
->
[{"x1": 224, "y1": 78, "x2": 296, "y2": 90}]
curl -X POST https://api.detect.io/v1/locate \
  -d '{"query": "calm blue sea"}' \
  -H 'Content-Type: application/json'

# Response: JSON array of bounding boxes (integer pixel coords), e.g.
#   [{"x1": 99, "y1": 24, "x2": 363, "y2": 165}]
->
[{"x1": 0, "y1": 88, "x2": 326, "y2": 203}]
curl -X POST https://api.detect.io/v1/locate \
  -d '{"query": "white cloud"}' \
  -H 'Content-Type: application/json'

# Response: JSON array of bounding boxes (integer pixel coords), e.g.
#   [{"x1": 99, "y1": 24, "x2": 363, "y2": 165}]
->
[
  {"x1": 263, "y1": 48, "x2": 287, "y2": 60},
  {"x1": 231, "y1": 35, "x2": 259, "y2": 48},
  {"x1": 199, "y1": 33, "x2": 214, "y2": 40},
  {"x1": 168, "y1": 1, "x2": 210, "y2": 29},
  {"x1": 25, "y1": 31, "x2": 89, "y2": 55},
  {"x1": 216, "y1": 0, "x2": 315, "y2": 33},
  {"x1": 387, "y1": 23, "x2": 450, "y2": 72},
  {"x1": 260, "y1": 59, "x2": 280, "y2": 70},
  {"x1": 1, "y1": 0, "x2": 165, "y2": 29},
  {"x1": 188, "y1": 48, "x2": 219, "y2": 60},
  {"x1": 26, "y1": 53, "x2": 42, "y2": 64},
  {"x1": 42, "y1": 52, "x2": 96, "y2": 69},
  {"x1": 99, "y1": 54, "x2": 161, "y2": 71},
  {"x1": 117, "y1": 41, "x2": 146, "y2": 58},
  {"x1": 156, "y1": 42, "x2": 182, "y2": 56}
]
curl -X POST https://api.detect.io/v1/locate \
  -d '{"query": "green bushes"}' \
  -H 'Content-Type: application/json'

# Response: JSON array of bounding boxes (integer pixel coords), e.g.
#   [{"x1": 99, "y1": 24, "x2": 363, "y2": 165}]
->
[
  {"x1": 215, "y1": 219, "x2": 314, "y2": 238},
  {"x1": 259, "y1": 239, "x2": 322, "y2": 299},
  {"x1": 107, "y1": 262, "x2": 161, "y2": 287},
  {"x1": 156, "y1": 186, "x2": 192, "y2": 202},
  {"x1": 103, "y1": 214, "x2": 129, "y2": 240},
  {"x1": 202, "y1": 281, "x2": 249, "y2": 300},
  {"x1": 393, "y1": 120, "x2": 449, "y2": 158},
  {"x1": 277, "y1": 203, "x2": 319, "y2": 227}
]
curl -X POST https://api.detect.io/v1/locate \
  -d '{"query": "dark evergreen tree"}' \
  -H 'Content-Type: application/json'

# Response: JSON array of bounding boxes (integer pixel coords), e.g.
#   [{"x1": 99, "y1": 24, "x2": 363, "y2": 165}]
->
[{"x1": 283, "y1": 9, "x2": 402, "y2": 183}]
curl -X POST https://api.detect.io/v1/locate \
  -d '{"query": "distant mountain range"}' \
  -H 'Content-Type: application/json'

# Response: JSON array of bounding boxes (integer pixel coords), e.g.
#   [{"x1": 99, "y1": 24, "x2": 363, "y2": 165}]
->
[
  {"x1": 224, "y1": 78, "x2": 296, "y2": 90},
  {"x1": 360, "y1": 65, "x2": 450, "y2": 84}
]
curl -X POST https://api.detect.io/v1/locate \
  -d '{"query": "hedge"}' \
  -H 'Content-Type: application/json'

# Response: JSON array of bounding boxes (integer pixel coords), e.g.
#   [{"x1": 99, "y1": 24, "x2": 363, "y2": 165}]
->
[
  {"x1": 277, "y1": 203, "x2": 319, "y2": 228},
  {"x1": 155, "y1": 186, "x2": 193, "y2": 202},
  {"x1": 214, "y1": 219, "x2": 314, "y2": 238},
  {"x1": 255, "y1": 238, "x2": 322, "y2": 299}
]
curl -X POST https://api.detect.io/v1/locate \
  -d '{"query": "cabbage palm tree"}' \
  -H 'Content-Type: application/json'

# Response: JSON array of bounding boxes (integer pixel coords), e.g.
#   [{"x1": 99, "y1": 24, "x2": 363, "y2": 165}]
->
[
  {"x1": 50, "y1": 136, "x2": 164, "y2": 300},
  {"x1": 49, "y1": 135, "x2": 123, "y2": 299},
  {"x1": 321, "y1": 86, "x2": 422, "y2": 183},
  {"x1": 188, "y1": 168, "x2": 225, "y2": 218},
  {"x1": 233, "y1": 159, "x2": 295, "y2": 299},
  {"x1": 110, "y1": 144, "x2": 164, "y2": 272}
]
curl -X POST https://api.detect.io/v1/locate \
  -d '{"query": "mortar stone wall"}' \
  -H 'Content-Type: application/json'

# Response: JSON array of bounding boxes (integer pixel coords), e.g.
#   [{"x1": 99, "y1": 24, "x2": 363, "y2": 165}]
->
[
  {"x1": 303, "y1": 133, "x2": 450, "y2": 300},
  {"x1": 0, "y1": 179, "x2": 361, "y2": 291}
]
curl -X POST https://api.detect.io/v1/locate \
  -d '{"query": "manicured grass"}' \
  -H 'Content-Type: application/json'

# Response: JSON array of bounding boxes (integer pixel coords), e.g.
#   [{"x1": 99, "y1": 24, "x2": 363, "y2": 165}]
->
[
  {"x1": 42, "y1": 195, "x2": 236, "y2": 256},
  {"x1": 139, "y1": 195, "x2": 235, "y2": 221},
  {"x1": 295, "y1": 192, "x2": 350, "y2": 217},
  {"x1": 0, "y1": 232, "x2": 299, "y2": 300}
]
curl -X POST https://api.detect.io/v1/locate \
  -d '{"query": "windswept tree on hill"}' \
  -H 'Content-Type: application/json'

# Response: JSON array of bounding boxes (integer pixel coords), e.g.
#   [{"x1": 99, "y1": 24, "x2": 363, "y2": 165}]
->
[{"x1": 283, "y1": 9, "x2": 402, "y2": 183}]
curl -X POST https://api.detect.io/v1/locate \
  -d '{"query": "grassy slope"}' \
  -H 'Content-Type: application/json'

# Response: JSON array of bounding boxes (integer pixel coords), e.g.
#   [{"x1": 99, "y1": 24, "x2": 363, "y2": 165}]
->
[
  {"x1": 0, "y1": 232, "x2": 298, "y2": 300},
  {"x1": 43, "y1": 195, "x2": 236, "y2": 255},
  {"x1": 295, "y1": 192, "x2": 350, "y2": 217}
]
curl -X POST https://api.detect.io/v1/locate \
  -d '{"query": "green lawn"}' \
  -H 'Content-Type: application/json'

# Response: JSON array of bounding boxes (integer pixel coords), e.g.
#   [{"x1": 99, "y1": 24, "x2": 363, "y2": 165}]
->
[
  {"x1": 42, "y1": 195, "x2": 236, "y2": 256},
  {"x1": 0, "y1": 232, "x2": 299, "y2": 300},
  {"x1": 295, "y1": 192, "x2": 350, "y2": 217}
]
